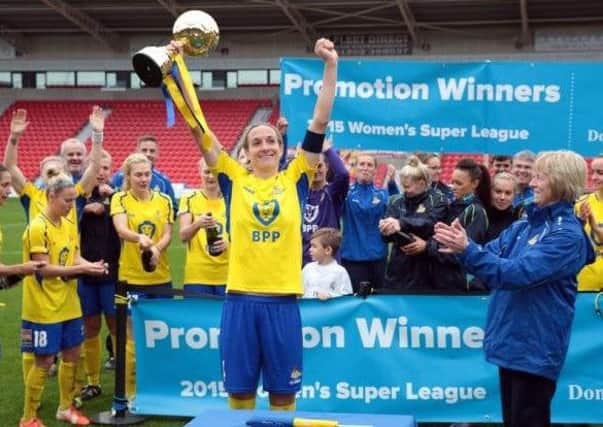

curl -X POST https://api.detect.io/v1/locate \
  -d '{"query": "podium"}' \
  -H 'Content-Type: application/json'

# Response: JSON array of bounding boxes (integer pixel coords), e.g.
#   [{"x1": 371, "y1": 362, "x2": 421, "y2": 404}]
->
[{"x1": 185, "y1": 409, "x2": 416, "y2": 427}]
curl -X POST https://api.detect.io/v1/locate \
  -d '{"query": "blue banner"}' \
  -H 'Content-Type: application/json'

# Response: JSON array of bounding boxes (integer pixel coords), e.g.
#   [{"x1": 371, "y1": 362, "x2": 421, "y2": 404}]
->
[
  {"x1": 131, "y1": 294, "x2": 603, "y2": 423},
  {"x1": 280, "y1": 59, "x2": 603, "y2": 156}
]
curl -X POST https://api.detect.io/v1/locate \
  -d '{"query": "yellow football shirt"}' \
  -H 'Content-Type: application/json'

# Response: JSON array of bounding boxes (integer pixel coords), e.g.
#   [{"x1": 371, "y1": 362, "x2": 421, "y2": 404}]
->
[
  {"x1": 21, "y1": 213, "x2": 81, "y2": 323},
  {"x1": 20, "y1": 181, "x2": 86, "y2": 228},
  {"x1": 576, "y1": 192, "x2": 603, "y2": 291},
  {"x1": 110, "y1": 190, "x2": 173, "y2": 285},
  {"x1": 178, "y1": 191, "x2": 229, "y2": 285},
  {"x1": 212, "y1": 150, "x2": 314, "y2": 295}
]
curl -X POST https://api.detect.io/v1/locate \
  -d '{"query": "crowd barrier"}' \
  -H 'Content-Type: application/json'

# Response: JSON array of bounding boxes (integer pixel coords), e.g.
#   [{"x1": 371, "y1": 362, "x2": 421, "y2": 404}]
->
[{"x1": 128, "y1": 292, "x2": 603, "y2": 423}]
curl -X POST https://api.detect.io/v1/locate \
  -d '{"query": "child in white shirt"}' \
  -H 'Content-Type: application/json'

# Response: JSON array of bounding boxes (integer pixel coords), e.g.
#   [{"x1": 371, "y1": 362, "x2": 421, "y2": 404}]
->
[{"x1": 303, "y1": 227, "x2": 353, "y2": 300}]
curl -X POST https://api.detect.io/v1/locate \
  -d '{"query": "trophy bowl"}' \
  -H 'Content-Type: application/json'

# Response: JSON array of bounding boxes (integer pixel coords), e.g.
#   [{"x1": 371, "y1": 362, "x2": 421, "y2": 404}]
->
[
  {"x1": 132, "y1": 10, "x2": 220, "y2": 87},
  {"x1": 173, "y1": 10, "x2": 220, "y2": 57}
]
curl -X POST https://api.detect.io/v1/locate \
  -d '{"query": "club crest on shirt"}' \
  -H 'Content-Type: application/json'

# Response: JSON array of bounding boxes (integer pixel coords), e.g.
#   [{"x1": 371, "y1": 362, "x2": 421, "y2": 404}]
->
[
  {"x1": 138, "y1": 220, "x2": 156, "y2": 238},
  {"x1": 417, "y1": 204, "x2": 426, "y2": 213},
  {"x1": 252, "y1": 199, "x2": 280, "y2": 226},
  {"x1": 303, "y1": 203, "x2": 319, "y2": 224},
  {"x1": 58, "y1": 247, "x2": 69, "y2": 266}
]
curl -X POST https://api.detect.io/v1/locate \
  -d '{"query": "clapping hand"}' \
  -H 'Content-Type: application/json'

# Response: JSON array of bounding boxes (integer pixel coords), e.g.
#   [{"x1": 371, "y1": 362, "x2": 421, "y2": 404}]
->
[{"x1": 433, "y1": 219, "x2": 469, "y2": 254}]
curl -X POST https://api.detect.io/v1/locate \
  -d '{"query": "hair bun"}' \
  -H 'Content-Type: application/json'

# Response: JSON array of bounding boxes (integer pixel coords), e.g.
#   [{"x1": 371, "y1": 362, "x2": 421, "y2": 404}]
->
[{"x1": 406, "y1": 155, "x2": 420, "y2": 167}]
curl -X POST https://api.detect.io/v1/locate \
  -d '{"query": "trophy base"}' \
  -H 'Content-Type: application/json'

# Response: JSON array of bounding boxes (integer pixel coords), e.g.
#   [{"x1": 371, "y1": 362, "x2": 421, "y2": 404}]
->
[
  {"x1": 90, "y1": 410, "x2": 145, "y2": 425},
  {"x1": 132, "y1": 52, "x2": 164, "y2": 87}
]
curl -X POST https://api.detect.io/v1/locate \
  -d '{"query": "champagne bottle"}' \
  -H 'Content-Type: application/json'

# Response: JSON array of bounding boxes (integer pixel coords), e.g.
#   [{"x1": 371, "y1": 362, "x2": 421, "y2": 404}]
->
[{"x1": 205, "y1": 212, "x2": 223, "y2": 256}]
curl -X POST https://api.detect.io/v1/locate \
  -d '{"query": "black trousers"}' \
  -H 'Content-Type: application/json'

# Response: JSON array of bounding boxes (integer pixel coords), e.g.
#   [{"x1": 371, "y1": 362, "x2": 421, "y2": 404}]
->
[
  {"x1": 499, "y1": 367, "x2": 557, "y2": 427},
  {"x1": 342, "y1": 258, "x2": 386, "y2": 292}
]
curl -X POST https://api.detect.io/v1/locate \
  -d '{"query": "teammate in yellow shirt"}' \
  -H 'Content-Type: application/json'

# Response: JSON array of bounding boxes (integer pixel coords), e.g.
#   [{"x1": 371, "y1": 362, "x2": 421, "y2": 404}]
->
[
  {"x1": 576, "y1": 154, "x2": 603, "y2": 290},
  {"x1": 0, "y1": 164, "x2": 45, "y2": 288},
  {"x1": 110, "y1": 153, "x2": 173, "y2": 398},
  {"x1": 186, "y1": 38, "x2": 338, "y2": 411},
  {"x1": 4, "y1": 106, "x2": 105, "y2": 389},
  {"x1": 19, "y1": 173, "x2": 108, "y2": 427},
  {"x1": 179, "y1": 158, "x2": 228, "y2": 296}
]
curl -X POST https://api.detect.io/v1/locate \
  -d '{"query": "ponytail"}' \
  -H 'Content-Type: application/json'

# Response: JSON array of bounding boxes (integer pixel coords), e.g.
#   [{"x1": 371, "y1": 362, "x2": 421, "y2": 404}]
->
[{"x1": 455, "y1": 158, "x2": 491, "y2": 208}]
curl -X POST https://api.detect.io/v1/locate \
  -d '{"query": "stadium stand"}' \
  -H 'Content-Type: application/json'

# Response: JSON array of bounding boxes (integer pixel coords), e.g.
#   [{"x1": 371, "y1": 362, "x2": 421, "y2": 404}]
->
[{"x1": 0, "y1": 99, "x2": 273, "y2": 187}]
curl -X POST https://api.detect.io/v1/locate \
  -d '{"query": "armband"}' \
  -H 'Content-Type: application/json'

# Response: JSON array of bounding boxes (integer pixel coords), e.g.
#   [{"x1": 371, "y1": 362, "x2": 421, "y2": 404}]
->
[{"x1": 301, "y1": 130, "x2": 325, "y2": 153}]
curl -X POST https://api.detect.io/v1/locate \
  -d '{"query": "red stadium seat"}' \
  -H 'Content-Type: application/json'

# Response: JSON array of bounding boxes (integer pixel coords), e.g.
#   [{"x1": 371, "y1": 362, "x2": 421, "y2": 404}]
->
[{"x1": 0, "y1": 99, "x2": 272, "y2": 187}]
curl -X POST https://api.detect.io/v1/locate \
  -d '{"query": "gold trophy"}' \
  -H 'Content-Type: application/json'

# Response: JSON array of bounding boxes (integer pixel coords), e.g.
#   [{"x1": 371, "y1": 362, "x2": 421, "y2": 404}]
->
[{"x1": 132, "y1": 10, "x2": 219, "y2": 131}]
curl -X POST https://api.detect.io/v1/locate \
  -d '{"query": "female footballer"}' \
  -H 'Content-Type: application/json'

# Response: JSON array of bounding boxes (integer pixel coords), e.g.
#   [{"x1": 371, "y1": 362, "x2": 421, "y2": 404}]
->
[
  {"x1": 186, "y1": 38, "x2": 338, "y2": 411},
  {"x1": 179, "y1": 158, "x2": 228, "y2": 296},
  {"x1": 110, "y1": 153, "x2": 173, "y2": 399},
  {"x1": 20, "y1": 173, "x2": 107, "y2": 427}
]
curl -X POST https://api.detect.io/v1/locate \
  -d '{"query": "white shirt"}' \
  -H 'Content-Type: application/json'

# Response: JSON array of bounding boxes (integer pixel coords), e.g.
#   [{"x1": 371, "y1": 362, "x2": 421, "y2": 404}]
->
[{"x1": 302, "y1": 260, "x2": 353, "y2": 299}]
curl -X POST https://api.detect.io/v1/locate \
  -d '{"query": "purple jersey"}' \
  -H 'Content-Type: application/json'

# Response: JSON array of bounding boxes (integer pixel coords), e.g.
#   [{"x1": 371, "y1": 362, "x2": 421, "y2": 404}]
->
[{"x1": 302, "y1": 148, "x2": 349, "y2": 264}]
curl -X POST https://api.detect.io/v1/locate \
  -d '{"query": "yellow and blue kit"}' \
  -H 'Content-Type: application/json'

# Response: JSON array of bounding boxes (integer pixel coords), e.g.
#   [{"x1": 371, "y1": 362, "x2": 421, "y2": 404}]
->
[
  {"x1": 178, "y1": 190, "x2": 228, "y2": 295},
  {"x1": 110, "y1": 190, "x2": 173, "y2": 286},
  {"x1": 213, "y1": 144, "x2": 314, "y2": 394},
  {"x1": 20, "y1": 213, "x2": 84, "y2": 354}
]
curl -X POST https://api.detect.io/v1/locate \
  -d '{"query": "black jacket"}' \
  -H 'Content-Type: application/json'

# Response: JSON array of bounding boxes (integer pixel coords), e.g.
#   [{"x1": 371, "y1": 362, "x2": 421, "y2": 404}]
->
[
  {"x1": 426, "y1": 194, "x2": 490, "y2": 292},
  {"x1": 382, "y1": 189, "x2": 448, "y2": 291},
  {"x1": 79, "y1": 187, "x2": 121, "y2": 283},
  {"x1": 485, "y1": 205, "x2": 517, "y2": 243}
]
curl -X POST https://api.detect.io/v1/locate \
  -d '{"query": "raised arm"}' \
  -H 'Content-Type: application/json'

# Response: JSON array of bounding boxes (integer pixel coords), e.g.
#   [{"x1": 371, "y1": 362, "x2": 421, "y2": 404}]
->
[
  {"x1": 3, "y1": 109, "x2": 29, "y2": 194},
  {"x1": 305, "y1": 38, "x2": 338, "y2": 167},
  {"x1": 190, "y1": 126, "x2": 222, "y2": 168},
  {"x1": 79, "y1": 106, "x2": 105, "y2": 194}
]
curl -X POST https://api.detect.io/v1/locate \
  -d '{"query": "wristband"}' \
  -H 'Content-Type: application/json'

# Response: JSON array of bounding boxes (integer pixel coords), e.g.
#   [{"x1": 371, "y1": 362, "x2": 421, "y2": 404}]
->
[
  {"x1": 301, "y1": 130, "x2": 325, "y2": 153},
  {"x1": 92, "y1": 131, "x2": 103, "y2": 144}
]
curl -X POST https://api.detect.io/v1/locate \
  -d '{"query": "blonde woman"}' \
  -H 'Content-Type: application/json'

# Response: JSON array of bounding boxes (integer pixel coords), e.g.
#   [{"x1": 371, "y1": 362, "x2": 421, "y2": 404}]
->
[
  {"x1": 20, "y1": 173, "x2": 108, "y2": 427},
  {"x1": 5, "y1": 106, "x2": 105, "y2": 385},
  {"x1": 485, "y1": 172, "x2": 518, "y2": 242},
  {"x1": 435, "y1": 150, "x2": 595, "y2": 427},
  {"x1": 179, "y1": 158, "x2": 228, "y2": 296},
  {"x1": 110, "y1": 153, "x2": 173, "y2": 398},
  {"x1": 378, "y1": 156, "x2": 448, "y2": 291}
]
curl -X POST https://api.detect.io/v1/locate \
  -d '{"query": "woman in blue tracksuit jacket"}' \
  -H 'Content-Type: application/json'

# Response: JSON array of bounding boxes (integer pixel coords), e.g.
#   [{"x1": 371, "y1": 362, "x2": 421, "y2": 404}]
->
[
  {"x1": 434, "y1": 150, "x2": 595, "y2": 427},
  {"x1": 340, "y1": 154, "x2": 393, "y2": 292}
]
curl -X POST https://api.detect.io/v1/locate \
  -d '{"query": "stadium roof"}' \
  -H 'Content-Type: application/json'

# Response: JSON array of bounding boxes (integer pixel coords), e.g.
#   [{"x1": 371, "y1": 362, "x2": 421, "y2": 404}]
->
[{"x1": 2, "y1": 0, "x2": 603, "y2": 53}]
